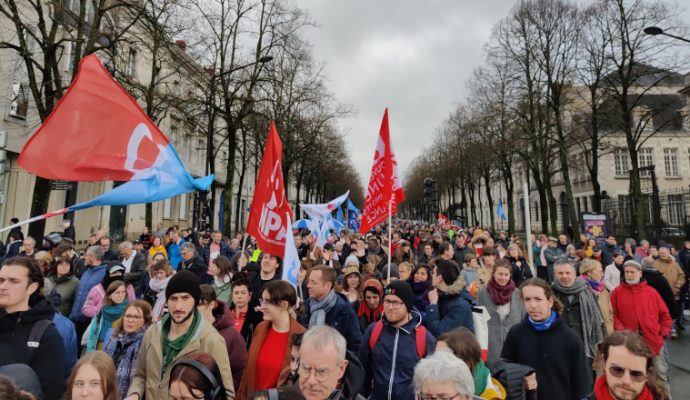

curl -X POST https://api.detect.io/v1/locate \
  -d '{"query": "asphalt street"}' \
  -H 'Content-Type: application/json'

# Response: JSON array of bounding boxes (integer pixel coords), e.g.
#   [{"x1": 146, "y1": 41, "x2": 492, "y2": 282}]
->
[{"x1": 669, "y1": 317, "x2": 690, "y2": 399}]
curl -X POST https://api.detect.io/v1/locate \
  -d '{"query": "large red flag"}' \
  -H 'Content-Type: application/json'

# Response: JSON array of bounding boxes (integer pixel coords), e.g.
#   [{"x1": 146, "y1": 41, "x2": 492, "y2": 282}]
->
[
  {"x1": 360, "y1": 109, "x2": 405, "y2": 234},
  {"x1": 18, "y1": 54, "x2": 169, "y2": 181},
  {"x1": 247, "y1": 123, "x2": 293, "y2": 256}
]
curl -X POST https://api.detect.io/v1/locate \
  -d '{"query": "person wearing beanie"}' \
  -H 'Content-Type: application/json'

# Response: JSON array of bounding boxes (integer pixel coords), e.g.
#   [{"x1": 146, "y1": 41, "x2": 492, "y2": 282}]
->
[
  {"x1": 125, "y1": 270, "x2": 236, "y2": 400},
  {"x1": 610, "y1": 259, "x2": 673, "y2": 394},
  {"x1": 358, "y1": 280, "x2": 436, "y2": 400},
  {"x1": 426, "y1": 259, "x2": 474, "y2": 336}
]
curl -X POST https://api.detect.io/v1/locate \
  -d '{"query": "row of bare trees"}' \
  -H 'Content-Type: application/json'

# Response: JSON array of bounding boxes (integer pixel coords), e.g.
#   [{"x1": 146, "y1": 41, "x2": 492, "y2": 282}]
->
[
  {"x1": 0, "y1": 0, "x2": 364, "y2": 237},
  {"x1": 402, "y1": 0, "x2": 688, "y2": 239}
]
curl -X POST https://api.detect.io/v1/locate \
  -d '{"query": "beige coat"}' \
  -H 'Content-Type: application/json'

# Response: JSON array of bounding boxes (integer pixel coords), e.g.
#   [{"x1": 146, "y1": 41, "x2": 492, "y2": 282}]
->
[
  {"x1": 127, "y1": 317, "x2": 235, "y2": 399},
  {"x1": 597, "y1": 288, "x2": 614, "y2": 335},
  {"x1": 654, "y1": 259, "x2": 687, "y2": 299}
]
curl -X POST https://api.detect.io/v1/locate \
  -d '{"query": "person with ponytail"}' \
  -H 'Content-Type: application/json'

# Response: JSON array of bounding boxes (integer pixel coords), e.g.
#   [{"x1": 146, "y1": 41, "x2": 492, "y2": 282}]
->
[
  {"x1": 501, "y1": 278, "x2": 591, "y2": 400},
  {"x1": 476, "y1": 259, "x2": 525, "y2": 366}
]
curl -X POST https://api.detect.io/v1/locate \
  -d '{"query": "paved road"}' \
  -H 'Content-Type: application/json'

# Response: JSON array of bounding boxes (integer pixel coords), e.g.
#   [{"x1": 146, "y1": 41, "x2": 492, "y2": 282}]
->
[{"x1": 669, "y1": 320, "x2": 690, "y2": 399}]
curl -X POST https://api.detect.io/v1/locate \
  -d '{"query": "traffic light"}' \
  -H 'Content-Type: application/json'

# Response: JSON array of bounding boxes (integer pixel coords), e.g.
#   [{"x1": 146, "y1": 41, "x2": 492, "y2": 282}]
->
[{"x1": 423, "y1": 177, "x2": 434, "y2": 203}]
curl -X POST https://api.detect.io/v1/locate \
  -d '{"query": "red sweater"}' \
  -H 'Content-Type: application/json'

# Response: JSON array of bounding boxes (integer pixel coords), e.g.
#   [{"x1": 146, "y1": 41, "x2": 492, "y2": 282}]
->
[{"x1": 610, "y1": 280, "x2": 672, "y2": 356}]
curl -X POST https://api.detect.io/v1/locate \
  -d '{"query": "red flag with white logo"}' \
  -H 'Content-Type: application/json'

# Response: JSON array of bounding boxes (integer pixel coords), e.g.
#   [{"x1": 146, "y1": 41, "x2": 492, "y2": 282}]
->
[
  {"x1": 360, "y1": 109, "x2": 405, "y2": 234},
  {"x1": 247, "y1": 123, "x2": 293, "y2": 256},
  {"x1": 438, "y1": 213, "x2": 449, "y2": 225}
]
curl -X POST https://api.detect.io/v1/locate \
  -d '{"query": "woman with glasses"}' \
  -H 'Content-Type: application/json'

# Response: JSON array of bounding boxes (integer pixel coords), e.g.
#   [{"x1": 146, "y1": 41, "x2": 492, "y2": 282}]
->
[
  {"x1": 413, "y1": 351, "x2": 476, "y2": 400},
  {"x1": 103, "y1": 300, "x2": 152, "y2": 398},
  {"x1": 237, "y1": 280, "x2": 305, "y2": 399}
]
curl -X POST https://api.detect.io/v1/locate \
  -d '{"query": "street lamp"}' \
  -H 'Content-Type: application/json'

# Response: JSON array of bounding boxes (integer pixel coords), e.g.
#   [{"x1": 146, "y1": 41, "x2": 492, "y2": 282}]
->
[
  {"x1": 197, "y1": 55, "x2": 273, "y2": 231},
  {"x1": 643, "y1": 26, "x2": 690, "y2": 44}
]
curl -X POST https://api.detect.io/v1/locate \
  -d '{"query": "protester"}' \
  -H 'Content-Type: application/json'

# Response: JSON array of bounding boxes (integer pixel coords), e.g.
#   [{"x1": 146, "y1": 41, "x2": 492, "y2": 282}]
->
[
  {"x1": 579, "y1": 258, "x2": 614, "y2": 335},
  {"x1": 436, "y1": 327, "x2": 506, "y2": 399},
  {"x1": 408, "y1": 264, "x2": 431, "y2": 312},
  {"x1": 0, "y1": 373, "x2": 38, "y2": 400},
  {"x1": 358, "y1": 280, "x2": 436, "y2": 400},
  {"x1": 356, "y1": 278, "x2": 384, "y2": 332},
  {"x1": 602, "y1": 236, "x2": 620, "y2": 267},
  {"x1": 169, "y1": 352, "x2": 227, "y2": 400},
  {"x1": 504, "y1": 244, "x2": 532, "y2": 287},
  {"x1": 198, "y1": 284, "x2": 248, "y2": 389},
  {"x1": 230, "y1": 276, "x2": 262, "y2": 348},
  {"x1": 103, "y1": 300, "x2": 152, "y2": 398},
  {"x1": 413, "y1": 351, "x2": 476, "y2": 400},
  {"x1": 640, "y1": 257, "x2": 679, "y2": 325},
  {"x1": 125, "y1": 270, "x2": 235, "y2": 400},
  {"x1": 238, "y1": 280, "x2": 304, "y2": 399},
  {"x1": 203, "y1": 230, "x2": 233, "y2": 267},
  {"x1": 83, "y1": 280, "x2": 129, "y2": 352},
  {"x1": 302, "y1": 265, "x2": 362, "y2": 352},
  {"x1": 50, "y1": 256, "x2": 80, "y2": 316},
  {"x1": 166, "y1": 229, "x2": 185, "y2": 270},
  {"x1": 118, "y1": 241, "x2": 147, "y2": 291},
  {"x1": 604, "y1": 251, "x2": 625, "y2": 292},
  {"x1": 70, "y1": 246, "x2": 108, "y2": 338},
  {"x1": 179, "y1": 243, "x2": 209, "y2": 283},
  {"x1": 654, "y1": 246, "x2": 686, "y2": 338},
  {"x1": 340, "y1": 264, "x2": 362, "y2": 304},
  {"x1": 66, "y1": 351, "x2": 118, "y2": 400},
  {"x1": 149, "y1": 258, "x2": 175, "y2": 321},
  {"x1": 99, "y1": 237, "x2": 119, "y2": 262},
  {"x1": 0, "y1": 257, "x2": 66, "y2": 400},
  {"x1": 248, "y1": 252, "x2": 282, "y2": 311},
  {"x1": 208, "y1": 256, "x2": 234, "y2": 304},
  {"x1": 148, "y1": 236, "x2": 168, "y2": 261},
  {"x1": 297, "y1": 325, "x2": 350, "y2": 400},
  {"x1": 81, "y1": 263, "x2": 136, "y2": 319},
  {"x1": 426, "y1": 259, "x2": 474, "y2": 335},
  {"x1": 543, "y1": 237, "x2": 562, "y2": 283},
  {"x1": 476, "y1": 259, "x2": 525, "y2": 366},
  {"x1": 501, "y1": 278, "x2": 591, "y2": 399},
  {"x1": 460, "y1": 253, "x2": 479, "y2": 286}
]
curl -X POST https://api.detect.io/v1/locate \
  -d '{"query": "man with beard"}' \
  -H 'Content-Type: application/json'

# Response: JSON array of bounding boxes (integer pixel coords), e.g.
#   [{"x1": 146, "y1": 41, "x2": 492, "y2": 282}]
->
[{"x1": 125, "y1": 271, "x2": 235, "y2": 400}]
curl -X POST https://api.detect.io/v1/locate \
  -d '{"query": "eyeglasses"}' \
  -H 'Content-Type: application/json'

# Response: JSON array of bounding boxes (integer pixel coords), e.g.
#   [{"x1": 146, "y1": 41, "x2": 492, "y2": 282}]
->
[
  {"x1": 259, "y1": 298, "x2": 275, "y2": 307},
  {"x1": 297, "y1": 361, "x2": 338, "y2": 382},
  {"x1": 608, "y1": 365, "x2": 647, "y2": 383},
  {"x1": 124, "y1": 314, "x2": 143, "y2": 320},
  {"x1": 418, "y1": 393, "x2": 461, "y2": 400},
  {"x1": 383, "y1": 299, "x2": 404, "y2": 309}
]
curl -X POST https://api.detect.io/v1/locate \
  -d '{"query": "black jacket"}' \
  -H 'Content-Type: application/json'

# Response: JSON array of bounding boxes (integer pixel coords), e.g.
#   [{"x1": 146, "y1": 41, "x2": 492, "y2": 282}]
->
[
  {"x1": 489, "y1": 360, "x2": 537, "y2": 400},
  {"x1": 0, "y1": 299, "x2": 66, "y2": 400},
  {"x1": 643, "y1": 268, "x2": 680, "y2": 320},
  {"x1": 301, "y1": 292, "x2": 363, "y2": 353},
  {"x1": 120, "y1": 251, "x2": 148, "y2": 290},
  {"x1": 202, "y1": 241, "x2": 234, "y2": 265},
  {"x1": 501, "y1": 315, "x2": 591, "y2": 400},
  {"x1": 103, "y1": 248, "x2": 119, "y2": 262},
  {"x1": 179, "y1": 255, "x2": 211, "y2": 284}
]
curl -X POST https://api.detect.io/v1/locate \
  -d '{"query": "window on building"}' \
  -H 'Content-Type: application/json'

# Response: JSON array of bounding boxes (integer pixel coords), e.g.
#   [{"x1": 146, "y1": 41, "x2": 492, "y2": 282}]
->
[
  {"x1": 667, "y1": 194, "x2": 684, "y2": 226},
  {"x1": 533, "y1": 200, "x2": 539, "y2": 221},
  {"x1": 183, "y1": 133, "x2": 192, "y2": 163},
  {"x1": 664, "y1": 148, "x2": 679, "y2": 177},
  {"x1": 9, "y1": 81, "x2": 28, "y2": 119},
  {"x1": 639, "y1": 148, "x2": 653, "y2": 177},
  {"x1": 126, "y1": 47, "x2": 137, "y2": 77},
  {"x1": 163, "y1": 198, "x2": 172, "y2": 219},
  {"x1": 178, "y1": 194, "x2": 187, "y2": 220},
  {"x1": 614, "y1": 148, "x2": 630, "y2": 177},
  {"x1": 618, "y1": 195, "x2": 631, "y2": 225},
  {"x1": 198, "y1": 139, "x2": 205, "y2": 166}
]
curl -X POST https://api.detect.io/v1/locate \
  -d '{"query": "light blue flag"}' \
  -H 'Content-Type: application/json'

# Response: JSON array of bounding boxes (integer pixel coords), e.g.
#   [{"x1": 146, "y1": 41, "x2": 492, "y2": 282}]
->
[{"x1": 496, "y1": 199, "x2": 507, "y2": 221}]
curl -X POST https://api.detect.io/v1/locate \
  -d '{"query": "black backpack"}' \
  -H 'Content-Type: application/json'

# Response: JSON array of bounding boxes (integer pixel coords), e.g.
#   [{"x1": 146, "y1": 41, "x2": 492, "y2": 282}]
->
[{"x1": 26, "y1": 319, "x2": 54, "y2": 363}]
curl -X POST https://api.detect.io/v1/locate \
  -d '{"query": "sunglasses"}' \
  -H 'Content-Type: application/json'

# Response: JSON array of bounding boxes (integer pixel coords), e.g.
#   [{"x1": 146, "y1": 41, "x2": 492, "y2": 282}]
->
[{"x1": 608, "y1": 365, "x2": 647, "y2": 383}]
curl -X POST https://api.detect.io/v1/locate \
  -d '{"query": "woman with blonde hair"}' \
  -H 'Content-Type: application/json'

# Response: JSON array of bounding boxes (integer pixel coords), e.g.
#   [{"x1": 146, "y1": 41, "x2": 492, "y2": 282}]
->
[
  {"x1": 579, "y1": 258, "x2": 613, "y2": 334},
  {"x1": 66, "y1": 351, "x2": 119, "y2": 400}
]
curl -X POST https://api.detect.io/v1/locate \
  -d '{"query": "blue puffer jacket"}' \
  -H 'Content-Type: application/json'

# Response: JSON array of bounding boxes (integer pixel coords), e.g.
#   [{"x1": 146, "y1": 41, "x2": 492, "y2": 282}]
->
[
  {"x1": 69, "y1": 264, "x2": 107, "y2": 323},
  {"x1": 301, "y1": 292, "x2": 363, "y2": 353},
  {"x1": 52, "y1": 312, "x2": 77, "y2": 378},
  {"x1": 167, "y1": 239, "x2": 185, "y2": 271},
  {"x1": 424, "y1": 277, "x2": 474, "y2": 336},
  {"x1": 358, "y1": 312, "x2": 436, "y2": 400}
]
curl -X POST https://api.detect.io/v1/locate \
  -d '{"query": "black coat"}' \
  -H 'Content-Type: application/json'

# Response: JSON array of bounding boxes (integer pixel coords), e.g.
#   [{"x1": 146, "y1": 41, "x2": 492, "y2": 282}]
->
[
  {"x1": 120, "y1": 251, "x2": 148, "y2": 291},
  {"x1": 501, "y1": 315, "x2": 591, "y2": 400},
  {"x1": 643, "y1": 269, "x2": 680, "y2": 320},
  {"x1": 0, "y1": 299, "x2": 66, "y2": 400},
  {"x1": 179, "y1": 255, "x2": 211, "y2": 284}
]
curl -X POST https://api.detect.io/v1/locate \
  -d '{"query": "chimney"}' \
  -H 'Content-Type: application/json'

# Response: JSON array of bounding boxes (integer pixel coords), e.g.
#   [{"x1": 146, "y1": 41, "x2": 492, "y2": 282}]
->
[{"x1": 175, "y1": 40, "x2": 187, "y2": 52}]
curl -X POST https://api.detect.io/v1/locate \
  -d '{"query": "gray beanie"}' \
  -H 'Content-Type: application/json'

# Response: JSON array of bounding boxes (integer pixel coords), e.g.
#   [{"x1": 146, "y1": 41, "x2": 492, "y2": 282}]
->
[{"x1": 382, "y1": 263, "x2": 399, "y2": 279}]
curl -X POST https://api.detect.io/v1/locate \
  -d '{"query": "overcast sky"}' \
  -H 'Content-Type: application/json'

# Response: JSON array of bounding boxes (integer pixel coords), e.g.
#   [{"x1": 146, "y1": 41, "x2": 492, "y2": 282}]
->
[{"x1": 299, "y1": 0, "x2": 690, "y2": 188}]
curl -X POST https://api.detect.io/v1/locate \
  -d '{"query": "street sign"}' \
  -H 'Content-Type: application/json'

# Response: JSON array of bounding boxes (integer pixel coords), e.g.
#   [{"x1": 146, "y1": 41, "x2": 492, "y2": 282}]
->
[{"x1": 50, "y1": 180, "x2": 76, "y2": 191}]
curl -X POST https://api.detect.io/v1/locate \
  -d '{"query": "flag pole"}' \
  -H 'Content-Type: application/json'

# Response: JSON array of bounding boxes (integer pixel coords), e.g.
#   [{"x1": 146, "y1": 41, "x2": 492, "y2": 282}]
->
[
  {"x1": 0, "y1": 208, "x2": 69, "y2": 234},
  {"x1": 387, "y1": 198, "x2": 392, "y2": 282}
]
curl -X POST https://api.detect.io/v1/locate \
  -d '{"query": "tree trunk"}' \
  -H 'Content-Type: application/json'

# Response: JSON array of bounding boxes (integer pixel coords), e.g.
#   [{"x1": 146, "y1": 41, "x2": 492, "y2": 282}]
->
[{"x1": 484, "y1": 174, "x2": 495, "y2": 231}]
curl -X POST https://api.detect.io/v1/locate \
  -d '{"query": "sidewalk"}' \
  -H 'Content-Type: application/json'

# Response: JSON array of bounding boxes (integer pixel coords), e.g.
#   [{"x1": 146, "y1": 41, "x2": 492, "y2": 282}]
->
[{"x1": 669, "y1": 324, "x2": 690, "y2": 399}]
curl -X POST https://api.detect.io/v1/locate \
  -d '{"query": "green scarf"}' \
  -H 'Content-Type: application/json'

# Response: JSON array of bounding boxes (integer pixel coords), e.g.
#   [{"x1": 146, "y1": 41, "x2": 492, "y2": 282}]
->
[
  {"x1": 161, "y1": 309, "x2": 202, "y2": 373},
  {"x1": 473, "y1": 360, "x2": 490, "y2": 395},
  {"x1": 85, "y1": 300, "x2": 129, "y2": 353}
]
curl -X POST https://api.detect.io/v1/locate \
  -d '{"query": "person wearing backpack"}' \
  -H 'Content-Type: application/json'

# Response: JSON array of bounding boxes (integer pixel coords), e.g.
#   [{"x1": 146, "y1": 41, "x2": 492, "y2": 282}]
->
[
  {"x1": 0, "y1": 257, "x2": 66, "y2": 400},
  {"x1": 357, "y1": 280, "x2": 435, "y2": 400}
]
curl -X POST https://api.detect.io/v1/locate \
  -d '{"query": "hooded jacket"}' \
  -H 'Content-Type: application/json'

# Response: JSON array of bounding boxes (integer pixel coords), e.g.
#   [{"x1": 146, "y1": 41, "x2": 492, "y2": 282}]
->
[
  {"x1": 127, "y1": 315, "x2": 235, "y2": 400},
  {"x1": 424, "y1": 276, "x2": 474, "y2": 336},
  {"x1": 69, "y1": 263, "x2": 107, "y2": 323},
  {"x1": 0, "y1": 298, "x2": 66, "y2": 400},
  {"x1": 211, "y1": 301, "x2": 248, "y2": 389},
  {"x1": 357, "y1": 279, "x2": 384, "y2": 332},
  {"x1": 610, "y1": 280, "x2": 672, "y2": 356},
  {"x1": 358, "y1": 311, "x2": 436, "y2": 400}
]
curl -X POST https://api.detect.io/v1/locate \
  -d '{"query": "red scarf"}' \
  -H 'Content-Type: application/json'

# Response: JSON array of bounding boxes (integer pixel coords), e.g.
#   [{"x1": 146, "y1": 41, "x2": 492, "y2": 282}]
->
[
  {"x1": 593, "y1": 373, "x2": 654, "y2": 400},
  {"x1": 486, "y1": 278, "x2": 515, "y2": 305},
  {"x1": 357, "y1": 301, "x2": 382, "y2": 323}
]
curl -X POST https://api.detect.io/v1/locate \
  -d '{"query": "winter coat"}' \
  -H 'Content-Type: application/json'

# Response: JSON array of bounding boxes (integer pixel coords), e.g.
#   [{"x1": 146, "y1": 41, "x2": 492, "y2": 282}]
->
[
  {"x1": 610, "y1": 280, "x2": 672, "y2": 356},
  {"x1": 50, "y1": 274, "x2": 80, "y2": 316},
  {"x1": 148, "y1": 245, "x2": 168, "y2": 260},
  {"x1": 596, "y1": 288, "x2": 614, "y2": 335},
  {"x1": 120, "y1": 251, "x2": 148, "y2": 289},
  {"x1": 301, "y1": 292, "x2": 363, "y2": 353},
  {"x1": 211, "y1": 302, "x2": 248, "y2": 389},
  {"x1": 179, "y1": 254, "x2": 211, "y2": 284},
  {"x1": 505, "y1": 256, "x2": 533, "y2": 287},
  {"x1": 424, "y1": 277, "x2": 474, "y2": 336},
  {"x1": 104, "y1": 328, "x2": 146, "y2": 399},
  {"x1": 202, "y1": 240, "x2": 234, "y2": 265},
  {"x1": 52, "y1": 312, "x2": 78, "y2": 378},
  {"x1": 0, "y1": 299, "x2": 66, "y2": 400},
  {"x1": 69, "y1": 263, "x2": 107, "y2": 323},
  {"x1": 81, "y1": 283, "x2": 136, "y2": 318},
  {"x1": 238, "y1": 319, "x2": 305, "y2": 399},
  {"x1": 231, "y1": 304, "x2": 263, "y2": 349},
  {"x1": 127, "y1": 315, "x2": 235, "y2": 400},
  {"x1": 601, "y1": 243, "x2": 620, "y2": 266},
  {"x1": 543, "y1": 247, "x2": 562, "y2": 269},
  {"x1": 103, "y1": 248, "x2": 119, "y2": 262},
  {"x1": 654, "y1": 258, "x2": 686, "y2": 299},
  {"x1": 476, "y1": 287, "x2": 524, "y2": 366},
  {"x1": 643, "y1": 269, "x2": 679, "y2": 320},
  {"x1": 604, "y1": 263, "x2": 622, "y2": 292},
  {"x1": 166, "y1": 238, "x2": 185, "y2": 270},
  {"x1": 358, "y1": 312, "x2": 436, "y2": 400},
  {"x1": 501, "y1": 315, "x2": 591, "y2": 400},
  {"x1": 212, "y1": 277, "x2": 232, "y2": 305},
  {"x1": 489, "y1": 360, "x2": 537, "y2": 400}
]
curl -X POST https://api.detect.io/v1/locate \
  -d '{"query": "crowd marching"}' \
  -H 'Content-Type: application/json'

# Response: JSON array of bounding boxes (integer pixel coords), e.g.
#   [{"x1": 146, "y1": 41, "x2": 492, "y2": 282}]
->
[{"x1": 0, "y1": 219, "x2": 687, "y2": 400}]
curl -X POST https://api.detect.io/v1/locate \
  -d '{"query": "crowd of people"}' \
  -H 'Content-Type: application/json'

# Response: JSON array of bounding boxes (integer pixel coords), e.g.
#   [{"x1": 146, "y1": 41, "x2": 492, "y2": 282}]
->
[{"x1": 0, "y1": 219, "x2": 687, "y2": 400}]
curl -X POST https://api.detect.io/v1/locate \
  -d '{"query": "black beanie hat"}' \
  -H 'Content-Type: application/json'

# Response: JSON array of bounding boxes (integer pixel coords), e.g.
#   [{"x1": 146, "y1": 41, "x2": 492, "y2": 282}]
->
[
  {"x1": 384, "y1": 280, "x2": 415, "y2": 312},
  {"x1": 166, "y1": 270, "x2": 201, "y2": 304}
]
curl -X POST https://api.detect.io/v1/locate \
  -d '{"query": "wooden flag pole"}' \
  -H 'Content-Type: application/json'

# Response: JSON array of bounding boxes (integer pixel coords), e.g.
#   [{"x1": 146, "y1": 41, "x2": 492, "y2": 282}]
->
[{"x1": 387, "y1": 198, "x2": 393, "y2": 282}]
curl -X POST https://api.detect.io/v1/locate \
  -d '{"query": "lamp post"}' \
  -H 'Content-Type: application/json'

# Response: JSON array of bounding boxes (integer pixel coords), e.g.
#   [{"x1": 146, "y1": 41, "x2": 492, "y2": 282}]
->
[
  {"x1": 643, "y1": 26, "x2": 690, "y2": 43},
  {"x1": 196, "y1": 55, "x2": 273, "y2": 231}
]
